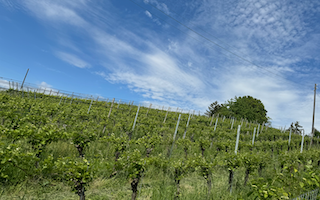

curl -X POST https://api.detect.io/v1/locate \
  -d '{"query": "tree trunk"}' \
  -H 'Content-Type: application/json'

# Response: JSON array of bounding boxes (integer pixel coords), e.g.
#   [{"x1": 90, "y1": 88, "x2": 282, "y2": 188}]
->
[
  {"x1": 228, "y1": 170, "x2": 234, "y2": 192},
  {"x1": 174, "y1": 179, "x2": 181, "y2": 199},
  {"x1": 244, "y1": 168, "x2": 250, "y2": 185},
  {"x1": 75, "y1": 144, "x2": 84, "y2": 158},
  {"x1": 206, "y1": 173, "x2": 212, "y2": 198},
  {"x1": 184, "y1": 147, "x2": 188, "y2": 159},
  {"x1": 201, "y1": 146, "x2": 205, "y2": 157},
  {"x1": 131, "y1": 176, "x2": 141, "y2": 200},
  {"x1": 77, "y1": 185, "x2": 85, "y2": 200}
]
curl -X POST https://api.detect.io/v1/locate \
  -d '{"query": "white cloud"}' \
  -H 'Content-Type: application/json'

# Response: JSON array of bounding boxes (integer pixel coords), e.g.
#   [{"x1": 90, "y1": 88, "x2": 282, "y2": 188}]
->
[
  {"x1": 23, "y1": 0, "x2": 87, "y2": 27},
  {"x1": 56, "y1": 51, "x2": 90, "y2": 68},
  {"x1": 145, "y1": 10, "x2": 152, "y2": 18},
  {"x1": 144, "y1": 0, "x2": 170, "y2": 15},
  {"x1": 38, "y1": 81, "x2": 52, "y2": 89},
  {"x1": 0, "y1": 79, "x2": 9, "y2": 89}
]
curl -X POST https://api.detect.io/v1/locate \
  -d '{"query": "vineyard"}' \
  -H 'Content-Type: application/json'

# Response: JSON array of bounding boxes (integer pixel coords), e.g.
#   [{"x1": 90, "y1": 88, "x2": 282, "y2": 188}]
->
[{"x1": 1, "y1": 88, "x2": 320, "y2": 200}]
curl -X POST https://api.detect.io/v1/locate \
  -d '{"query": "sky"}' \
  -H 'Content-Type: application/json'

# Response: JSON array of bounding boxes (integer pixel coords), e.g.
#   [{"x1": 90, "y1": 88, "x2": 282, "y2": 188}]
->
[{"x1": 1, "y1": 0, "x2": 320, "y2": 134}]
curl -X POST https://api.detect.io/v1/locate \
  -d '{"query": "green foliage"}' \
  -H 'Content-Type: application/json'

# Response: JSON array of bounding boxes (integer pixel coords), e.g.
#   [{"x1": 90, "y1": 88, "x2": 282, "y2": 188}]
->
[
  {"x1": 54, "y1": 157, "x2": 93, "y2": 197},
  {"x1": 205, "y1": 101, "x2": 221, "y2": 117},
  {"x1": 2, "y1": 90, "x2": 320, "y2": 199},
  {"x1": 216, "y1": 96, "x2": 269, "y2": 124}
]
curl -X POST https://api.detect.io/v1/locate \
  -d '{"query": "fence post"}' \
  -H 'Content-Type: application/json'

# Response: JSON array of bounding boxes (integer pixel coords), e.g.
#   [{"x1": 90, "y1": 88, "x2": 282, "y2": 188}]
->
[
  {"x1": 59, "y1": 95, "x2": 64, "y2": 105},
  {"x1": 235, "y1": 125, "x2": 241, "y2": 154},
  {"x1": 231, "y1": 118, "x2": 234, "y2": 129},
  {"x1": 87, "y1": 98, "x2": 94, "y2": 114},
  {"x1": 132, "y1": 104, "x2": 140, "y2": 131},
  {"x1": 107, "y1": 98, "x2": 115, "y2": 118},
  {"x1": 252, "y1": 127, "x2": 256, "y2": 145},
  {"x1": 70, "y1": 92, "x2": 74, "y2": 105},
  {"x1": 210, "y1": 117, "x2": 219, "y2": 148},
  {"x1": 169, "y1": 114, "x2": 181, "y2": 158},
  {"x1": 214, "y1": 118, "x2": 218, "y2": 132},
  {"x1": 146, "y1": 104, "x2": 152, "y2": 116},
  {"x1": 163, "y1": 107, "x2": 170, "y2": 123},
  {"x1": 209, "y1": 114, "x2": 215, "y2": 126},
  {"x1": 117, "y1": 99, "x2": 121, "y2": 109},
  {"x1": 257, "y1": 124, "x2": 260, "y2": 137},
  {"x1": 183, "y1": 113, "x2": 191, "y2": 139},
  {"x1": 288, "y1": 128, "x2": 292, "y2": 146},
  {"x1": 300, "y1": 129, "x2": 305, "y2": 153}
]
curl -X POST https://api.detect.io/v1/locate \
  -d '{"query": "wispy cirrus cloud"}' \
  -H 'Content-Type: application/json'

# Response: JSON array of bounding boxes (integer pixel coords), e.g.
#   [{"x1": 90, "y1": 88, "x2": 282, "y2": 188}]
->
[{"x1": 56, "y1": 51, "x2": 90, "y2": 68}]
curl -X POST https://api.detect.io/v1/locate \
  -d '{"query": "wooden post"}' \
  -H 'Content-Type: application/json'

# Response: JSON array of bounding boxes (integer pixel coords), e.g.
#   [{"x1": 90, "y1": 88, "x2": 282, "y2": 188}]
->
[
  {"x1": 288, "y1": 128, "x2": 292, "y2": 146},
  {"x1": 117, "y1": 99, "x2": 121, "y2": 109},
  {"x1": 20, "y1": 68, "x2": 29, "y2": 89},
  {"x1": 87, "y1": 98, "x2": 94, "y2": 114},
  {"x1": 183, "y1": 113, "x2": 191, "y2": 139},
  {"x1": 169, "y1": 114, "x2": 181, "y2": 158},
  {"x1": 70, "y1": 92, "x2": 74, "y2": 105},
  {"x1": 235, "y1": 125, "x2": 241, "y2": 154},
  {"x1": 214, "y1": 118, "x2": 218, "y2": 132},
  {"x1": 129, "y1": 101, "x2": 134, "y2": 113},
  {"x1": 146, "y1": 104, "x2": 152, "y2": 116},
  {"x1": 252, "y1": 127, "x2": 256, "y2": 145},
  {"x1": 107, "y1": 98, "x2": 115, "y2": 118},
  {"x1": 163, "y1": 107, "x2": 170, "y2": 123},
  {"x1": 209, "y1": 114, "x2": 215, "y2": 126},
  {"x1": 300, "y1": 129, "x2": 305, "y2": 153},
  {"x1": 231, "y1": 118, "x2": 234, "y2": 129},
  {"x1": 311, "y1": 84, "x2": 317, "y2": 147},
  {"x1": 59, "y1": 95, "x2": 64, "y2": 105},
  {"x1": 132, "y1": 104, "x2": 140, "y2": 131}
]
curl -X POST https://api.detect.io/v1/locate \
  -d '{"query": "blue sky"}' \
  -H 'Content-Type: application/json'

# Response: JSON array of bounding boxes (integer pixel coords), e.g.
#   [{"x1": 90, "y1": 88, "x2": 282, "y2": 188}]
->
[{"x1": 1, "y1": 0, "x2": 320, "y2": 133}]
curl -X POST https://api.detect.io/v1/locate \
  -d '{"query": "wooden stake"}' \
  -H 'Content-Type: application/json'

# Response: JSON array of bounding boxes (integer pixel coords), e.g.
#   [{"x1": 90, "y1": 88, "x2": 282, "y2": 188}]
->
[{"x1": 107, "y1": 98, "x2": 115, "y2": 118}]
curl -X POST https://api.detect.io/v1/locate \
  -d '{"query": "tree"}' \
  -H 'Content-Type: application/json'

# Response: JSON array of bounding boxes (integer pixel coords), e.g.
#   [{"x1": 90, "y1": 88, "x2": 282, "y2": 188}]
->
[
  {"x1": 205, "y1": 101, "x2": 221, "y2": 117},
  {"x1": 287, "y1": 121, "x2": 303, "y2": 135},
  {"x1": 209, "y1": 96, "x2": 268, "y2": 124},
  {"x1": 314, "y1": 128, "x2": 320, "y2": 137}
]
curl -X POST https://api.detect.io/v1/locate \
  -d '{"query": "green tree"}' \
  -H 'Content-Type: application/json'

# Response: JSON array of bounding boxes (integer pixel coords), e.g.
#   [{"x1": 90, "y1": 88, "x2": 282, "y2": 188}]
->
[
  {"x1": 205, "y1": 101, "x2": 221, "y2": 117},
  {"x1": 215, "y1": 96, "x2": 268, "y2": 124},
  {"x1": 287, "y1": 121, "x2": 303, "y2": 135},
  {"x1": 314, "y1": 128, "x2": 320, "y2": 137}
]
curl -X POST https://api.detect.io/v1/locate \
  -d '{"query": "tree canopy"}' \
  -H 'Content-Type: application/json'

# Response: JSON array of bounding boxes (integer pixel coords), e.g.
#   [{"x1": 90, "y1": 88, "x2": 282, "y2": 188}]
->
[
  {"x1": 205, "y1": 96, "x2": 269, "y2": 124},
  {"x1": 287, "y1": 121, "x2": 303, "y2": 135}
]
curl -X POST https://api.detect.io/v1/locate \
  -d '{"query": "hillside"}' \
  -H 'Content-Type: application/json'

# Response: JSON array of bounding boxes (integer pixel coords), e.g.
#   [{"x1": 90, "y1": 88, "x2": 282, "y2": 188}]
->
[{"x1": 0, "y1": 88, "x2": 319, "y2": 199}]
